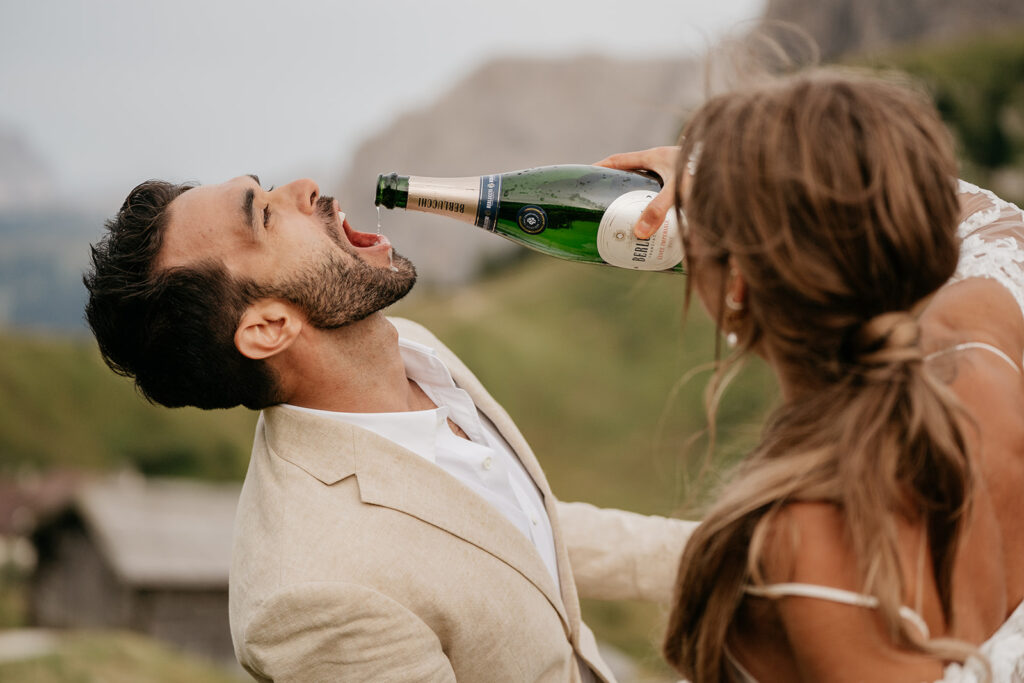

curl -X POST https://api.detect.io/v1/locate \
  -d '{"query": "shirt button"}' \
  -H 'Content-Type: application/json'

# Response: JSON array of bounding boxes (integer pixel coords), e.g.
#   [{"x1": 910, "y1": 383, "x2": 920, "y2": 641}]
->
[
  {"x1": 482, "y1": 457, "x2": 493, "y2": 471},
  {"x1": 530, "y1": 515, "x2": 539, "y2": 526}
]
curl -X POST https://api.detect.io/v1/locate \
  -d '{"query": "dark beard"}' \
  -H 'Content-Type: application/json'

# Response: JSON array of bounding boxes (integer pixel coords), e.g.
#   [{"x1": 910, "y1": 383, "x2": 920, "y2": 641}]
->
[{"x1": 250, "y1": 197, "x2": 417, "y2": 327}]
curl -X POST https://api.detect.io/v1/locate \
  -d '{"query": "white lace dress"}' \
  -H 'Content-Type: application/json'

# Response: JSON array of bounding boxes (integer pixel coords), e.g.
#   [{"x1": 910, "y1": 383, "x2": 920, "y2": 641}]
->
[
  {"x1": 951, "y1": 180, "x2": 1024, "y2": 330},
  {"x1": 724, "y1": 182, "x2": 1024, "y2": 683}
]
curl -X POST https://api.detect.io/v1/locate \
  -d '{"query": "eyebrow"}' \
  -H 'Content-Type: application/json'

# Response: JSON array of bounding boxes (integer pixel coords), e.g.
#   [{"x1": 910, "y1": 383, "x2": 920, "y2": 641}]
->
[{"x1": 240, "y1": 174, "x2": 262, "y2": 242}]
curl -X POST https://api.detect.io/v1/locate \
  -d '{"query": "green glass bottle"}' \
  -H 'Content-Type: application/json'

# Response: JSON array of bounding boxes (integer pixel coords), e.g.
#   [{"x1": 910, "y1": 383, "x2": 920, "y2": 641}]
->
[{"x1": 374, "y1": 165, "x2": 684, "y2": 274}]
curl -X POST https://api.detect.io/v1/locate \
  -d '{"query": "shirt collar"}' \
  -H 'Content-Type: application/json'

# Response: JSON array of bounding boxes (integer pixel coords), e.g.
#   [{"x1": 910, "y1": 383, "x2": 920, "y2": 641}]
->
[
  {"x1": 400, "y1": 336, "x2": 488, "y2": 444},
  {"x1": 281, "y1": 336, "x2": 464, "y2": 464},
  {"x1": 397, "y1": 336, "x2": 454, "y2": 387}
]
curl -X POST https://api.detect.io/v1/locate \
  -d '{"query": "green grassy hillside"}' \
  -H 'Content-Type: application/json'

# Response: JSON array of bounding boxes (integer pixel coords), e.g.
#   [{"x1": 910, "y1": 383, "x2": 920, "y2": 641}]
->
[
  {"x1": 0, "y1": 254, "x2": 778, "y2": 672},
  {"x1": 0, "y1": 630, "x2": 244, "y2": 683},
  {"x1": 0, "y1": 332, "x2": 256, "y2": 481},
  {"x1": 1, "y1": 255, "x2": 776, "y2": 513}
]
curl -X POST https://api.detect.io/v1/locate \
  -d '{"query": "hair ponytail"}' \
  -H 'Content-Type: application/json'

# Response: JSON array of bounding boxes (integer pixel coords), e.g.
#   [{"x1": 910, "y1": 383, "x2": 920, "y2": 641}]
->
[{"x1": 666, "y1": 310, "x2": 978, "y2": 681}]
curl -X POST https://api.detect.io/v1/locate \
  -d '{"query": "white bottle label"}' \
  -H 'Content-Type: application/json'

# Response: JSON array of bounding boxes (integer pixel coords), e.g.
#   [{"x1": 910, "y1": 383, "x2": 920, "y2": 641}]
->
[{"x1": 596, "y1": 191, "x2": 683, "y2": 270}]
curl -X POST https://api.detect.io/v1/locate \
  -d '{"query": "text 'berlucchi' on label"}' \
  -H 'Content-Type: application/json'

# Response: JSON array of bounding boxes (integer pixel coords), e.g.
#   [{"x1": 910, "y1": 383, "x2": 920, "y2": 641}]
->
[
  {"x1": 405, "y1": 176, "x2": 480, "y2": 225},
  {"x1": 596, "y1": 191, "x2": 684, "y2": 270}
]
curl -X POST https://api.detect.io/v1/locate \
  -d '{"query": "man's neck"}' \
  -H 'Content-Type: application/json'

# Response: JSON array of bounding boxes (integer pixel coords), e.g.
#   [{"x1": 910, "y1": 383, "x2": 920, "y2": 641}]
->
[{"x1": 281, "y1": 313, "x2": 423, "y2": 414}]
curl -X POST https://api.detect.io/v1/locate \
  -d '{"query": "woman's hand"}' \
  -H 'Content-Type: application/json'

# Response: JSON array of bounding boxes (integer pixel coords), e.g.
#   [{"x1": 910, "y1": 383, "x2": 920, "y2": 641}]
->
[{"x1": 594, "y1": 146, "x2": 679, "y2": 239}]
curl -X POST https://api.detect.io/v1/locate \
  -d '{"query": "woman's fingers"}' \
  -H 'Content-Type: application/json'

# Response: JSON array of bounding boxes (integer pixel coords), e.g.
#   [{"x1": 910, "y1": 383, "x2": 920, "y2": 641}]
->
[
  {"x1": 635, "y1": 186, "x2": 675, "y2": 239},
  {"x1": 594, "y1": 146, "x2": 679, "y2": 176},
  {"x1": 594, "y1": 146, "x2": 680, "y2": 238}
]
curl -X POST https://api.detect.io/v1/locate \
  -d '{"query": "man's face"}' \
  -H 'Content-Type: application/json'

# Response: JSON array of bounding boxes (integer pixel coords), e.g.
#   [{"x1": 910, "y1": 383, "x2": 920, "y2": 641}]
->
[{"x1": 159, "y1": 175, "x2": 416, "y2": 327}]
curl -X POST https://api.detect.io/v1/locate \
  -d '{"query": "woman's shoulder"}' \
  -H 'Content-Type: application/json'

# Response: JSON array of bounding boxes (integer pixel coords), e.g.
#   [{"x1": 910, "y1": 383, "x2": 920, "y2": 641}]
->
[
  {"x1": 761, "y1": 501, "x2": 842, "y2": 561},
  {"x1": 922, "y1": 277, "x2": 1024, "y2": 373},
  {"x1": 738, "y1": 502, "x2": 948, "y2": 681},
  {"x1": 758, "y1": 503, "x2": 927, "y2": 589}
]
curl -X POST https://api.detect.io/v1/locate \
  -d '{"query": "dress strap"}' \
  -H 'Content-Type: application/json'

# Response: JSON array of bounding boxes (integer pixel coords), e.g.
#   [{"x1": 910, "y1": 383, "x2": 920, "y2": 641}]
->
[
  {"x1": 744, "y1": 583, "x2": 931, "y2": 640},
  {"x1": 925, "y1": 341, "x2": 1021, "y2": 374},
  {"x1": 724, "y1": 644, "x2": 760, "y2": 683}
]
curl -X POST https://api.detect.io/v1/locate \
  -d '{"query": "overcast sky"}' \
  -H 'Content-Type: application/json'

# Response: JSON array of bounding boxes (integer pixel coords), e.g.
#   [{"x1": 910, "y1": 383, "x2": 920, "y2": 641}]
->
[{"x1": 0, "y1": 0, "x2": 765, "y2": 205}]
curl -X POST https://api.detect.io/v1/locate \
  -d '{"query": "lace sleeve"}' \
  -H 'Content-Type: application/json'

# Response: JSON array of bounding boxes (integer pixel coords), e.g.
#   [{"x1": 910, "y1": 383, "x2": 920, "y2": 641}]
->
[
  {"x1": 949, "y1": 180, "x2": 1024, "y2": 318},
  {"x1": 938, "y1": 658, "x2": 987, "y2": 683},
  {"x1": 935, "y1": 599, "x2": 1024, "y2": 682},
  {"x1": 937, "y1": 640, "x2": 1024, "y2": 683}
]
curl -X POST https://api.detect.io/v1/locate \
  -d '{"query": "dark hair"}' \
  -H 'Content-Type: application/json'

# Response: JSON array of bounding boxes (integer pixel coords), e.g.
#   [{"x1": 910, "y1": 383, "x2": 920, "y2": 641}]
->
[{"x1": 84, "y1": 180, "x2": 283, "y2": 409}]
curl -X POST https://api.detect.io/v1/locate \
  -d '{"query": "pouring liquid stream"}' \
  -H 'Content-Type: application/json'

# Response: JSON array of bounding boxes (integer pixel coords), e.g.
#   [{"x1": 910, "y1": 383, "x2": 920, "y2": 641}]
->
[{"x1": 377, "y1": 206, "x2": 398, "y2": 272}]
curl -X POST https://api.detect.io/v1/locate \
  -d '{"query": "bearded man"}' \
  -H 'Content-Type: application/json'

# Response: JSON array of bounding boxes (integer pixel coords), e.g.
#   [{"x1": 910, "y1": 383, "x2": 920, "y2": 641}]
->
[{"x1": 84, "y1": 175, "x2": 694, "y2": 682}]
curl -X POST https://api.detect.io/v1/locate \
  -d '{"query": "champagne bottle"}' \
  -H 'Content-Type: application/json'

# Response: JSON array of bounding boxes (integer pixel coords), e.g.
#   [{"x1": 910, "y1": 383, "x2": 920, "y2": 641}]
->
[{"x1": 374, "y1": 165, "x2": 684, "y2": 274}]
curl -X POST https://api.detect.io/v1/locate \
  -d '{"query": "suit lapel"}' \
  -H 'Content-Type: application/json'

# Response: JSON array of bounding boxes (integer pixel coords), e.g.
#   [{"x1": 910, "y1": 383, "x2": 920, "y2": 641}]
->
[
  {"x1": 263, "y1": 406, "x2": 571, "y2": 632},
  {"x1": 425, "y1": 345, "x2": 585, "y2": 639}
]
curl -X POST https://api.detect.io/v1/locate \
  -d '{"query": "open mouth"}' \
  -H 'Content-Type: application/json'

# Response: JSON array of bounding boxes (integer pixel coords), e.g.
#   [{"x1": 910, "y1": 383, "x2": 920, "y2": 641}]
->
[{"x1": 334, "y1": 201, "x2": 390, "y2": 253}]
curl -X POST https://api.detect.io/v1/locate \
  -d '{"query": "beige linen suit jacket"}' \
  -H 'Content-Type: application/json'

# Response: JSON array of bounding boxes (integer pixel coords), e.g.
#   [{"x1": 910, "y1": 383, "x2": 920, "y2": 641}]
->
[{"x1": 230, "y1": 317, "x2": 695, "y2": 682}]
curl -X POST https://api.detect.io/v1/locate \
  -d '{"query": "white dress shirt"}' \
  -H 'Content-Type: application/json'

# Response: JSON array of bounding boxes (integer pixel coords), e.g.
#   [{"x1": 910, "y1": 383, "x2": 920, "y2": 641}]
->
[{"x1": 283, "y1": 336, "x2": 561, "y2": 589}]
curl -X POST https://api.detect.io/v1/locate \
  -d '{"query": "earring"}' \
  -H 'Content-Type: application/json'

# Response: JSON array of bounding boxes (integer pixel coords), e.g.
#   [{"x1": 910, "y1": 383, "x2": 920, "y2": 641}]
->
[
  {"x1": 726, "y1": 331, "x2": 738, "y2": 348},
  {"x1": 725, "y1": 292, "x2": 744, "y2": 312}
]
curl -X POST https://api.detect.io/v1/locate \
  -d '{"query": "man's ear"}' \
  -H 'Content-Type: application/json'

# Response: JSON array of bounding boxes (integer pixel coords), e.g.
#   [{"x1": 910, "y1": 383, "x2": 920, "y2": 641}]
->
[{"x1": 234, "y1": 300, "x2": 302, "y2": 360}]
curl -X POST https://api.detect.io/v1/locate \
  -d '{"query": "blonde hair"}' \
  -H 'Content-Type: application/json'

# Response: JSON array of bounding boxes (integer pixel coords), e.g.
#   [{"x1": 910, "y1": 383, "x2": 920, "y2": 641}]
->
[{"x1": 664, "y1": 69, "x2": 976, "y2": 681}]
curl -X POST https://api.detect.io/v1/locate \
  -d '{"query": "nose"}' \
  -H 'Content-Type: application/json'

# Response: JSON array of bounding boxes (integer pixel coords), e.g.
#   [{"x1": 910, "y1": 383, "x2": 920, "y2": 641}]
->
[{"x1": 279, "y1": 178, "x2": 320, "y2": 214}]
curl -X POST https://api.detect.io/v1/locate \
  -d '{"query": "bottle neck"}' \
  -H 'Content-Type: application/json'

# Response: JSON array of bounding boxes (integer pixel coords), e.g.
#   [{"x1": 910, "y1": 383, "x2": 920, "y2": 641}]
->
[
  {"x1": 375, "y1": 173, "x2": 409, "y2": 209},
  {"x1": 376, "y1": 174, "x2": 487, "y2": 226}
]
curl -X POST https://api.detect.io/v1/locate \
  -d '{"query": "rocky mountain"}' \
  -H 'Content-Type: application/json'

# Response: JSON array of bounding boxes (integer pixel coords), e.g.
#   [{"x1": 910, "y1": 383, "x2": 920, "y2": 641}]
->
[
  {"x1": 332, "y1": 0, "x2": 1024, "y2": 289},
  {"x1": 763, "y1": 0, "x2": 1024, "y2": 61},
  {"x1": 333, "y1": 55, "x2": 704, "y2": 287}
]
